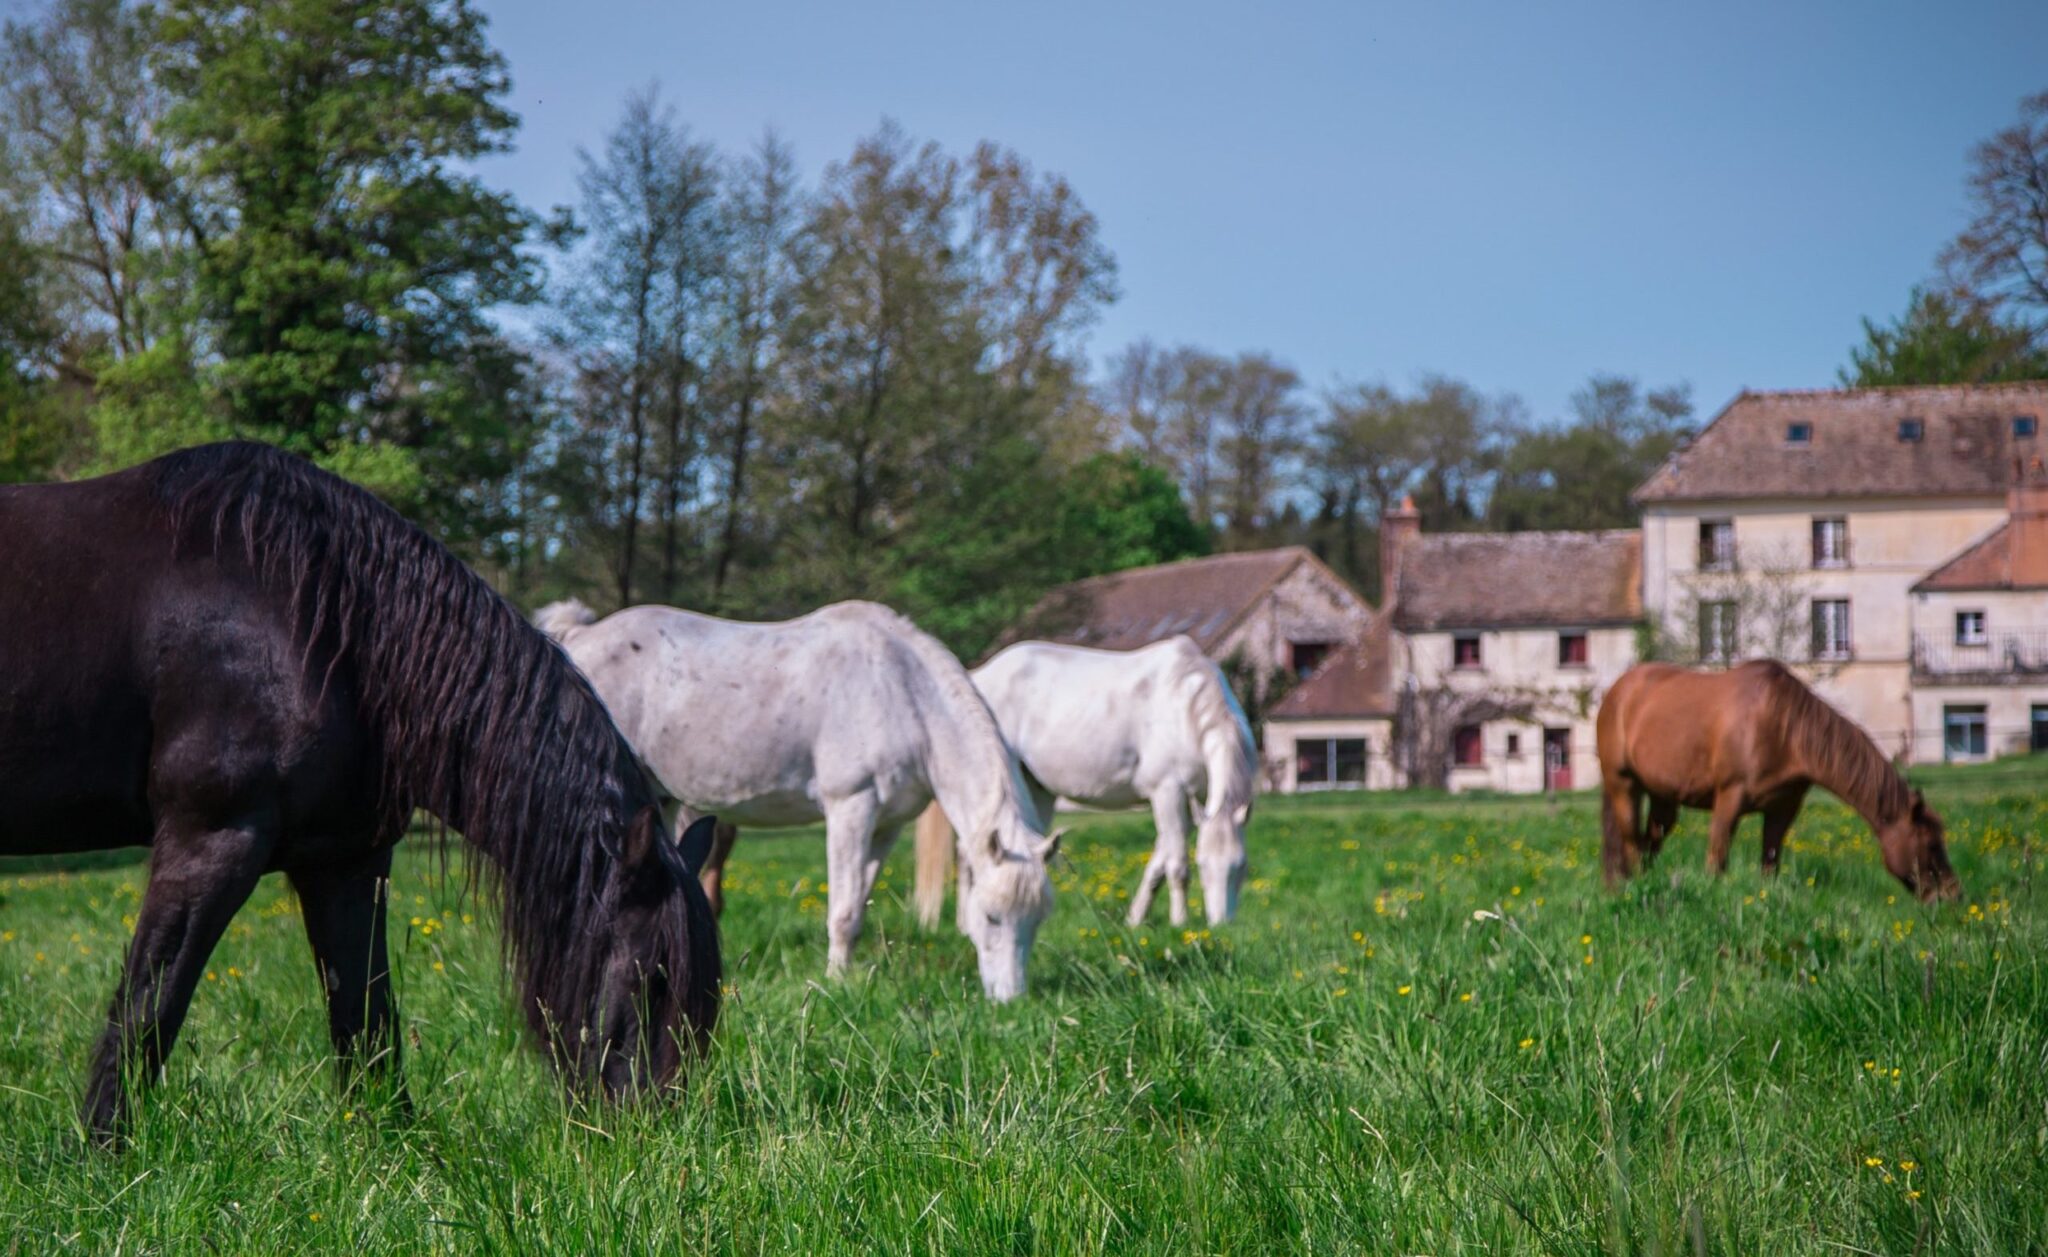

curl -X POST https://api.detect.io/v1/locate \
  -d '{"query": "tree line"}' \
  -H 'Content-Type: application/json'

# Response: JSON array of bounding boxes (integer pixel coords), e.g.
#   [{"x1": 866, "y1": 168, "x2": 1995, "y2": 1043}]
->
[{"x1": 4, "y1": 0, "x2": 2044, "y2": 659}]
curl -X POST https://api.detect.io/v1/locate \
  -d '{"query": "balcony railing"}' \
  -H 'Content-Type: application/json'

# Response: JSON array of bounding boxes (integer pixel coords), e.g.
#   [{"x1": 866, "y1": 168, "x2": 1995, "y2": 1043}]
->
[{"x1": 1912, "y1": 629, "x2": 2048, "y2": 683}]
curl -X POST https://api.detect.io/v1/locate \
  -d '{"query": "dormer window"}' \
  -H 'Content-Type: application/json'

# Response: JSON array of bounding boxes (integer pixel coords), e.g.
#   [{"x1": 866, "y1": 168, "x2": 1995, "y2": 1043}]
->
[
  {"x1": 1898, "y1": 418, "x2": 1924, "y2": 442},
  {"x1": 1785, "y1": 422, "x2": 1812, "y2": 445},
  {"x1": 2017, "y1": 415, "x2": 2039, "y2": 439}
]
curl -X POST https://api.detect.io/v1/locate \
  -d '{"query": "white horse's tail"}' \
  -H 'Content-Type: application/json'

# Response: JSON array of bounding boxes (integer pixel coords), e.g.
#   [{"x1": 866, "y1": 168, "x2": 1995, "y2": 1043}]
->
[
  {"x1": 532, "y1": 597, "x2": 598, "y2": 640},
  {"x1": 913, "y1": 801, "x2": 955, "y2": 929}
]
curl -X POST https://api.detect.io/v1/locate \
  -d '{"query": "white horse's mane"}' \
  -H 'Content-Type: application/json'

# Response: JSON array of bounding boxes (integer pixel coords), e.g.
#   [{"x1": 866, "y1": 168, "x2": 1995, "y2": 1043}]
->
[
  {"x1": 532, "y1": 597, "x2": 598, "y2": 640},
  {"x1": 1167, "y1": 640, "x2": 1256, "y2": 816},
  {"x1": 834, "y1": 603, "x2": 1037, "y2": 841}
]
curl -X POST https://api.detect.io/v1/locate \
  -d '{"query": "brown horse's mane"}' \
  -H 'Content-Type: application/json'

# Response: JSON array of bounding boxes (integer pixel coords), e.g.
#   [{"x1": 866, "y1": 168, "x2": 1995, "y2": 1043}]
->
[
  {"x1": 1756, "y1": 663, "x2": 1911, "y2": 824},
  {"x1": 147, "y1": 441, "x2": 694, "y2": 1062}
]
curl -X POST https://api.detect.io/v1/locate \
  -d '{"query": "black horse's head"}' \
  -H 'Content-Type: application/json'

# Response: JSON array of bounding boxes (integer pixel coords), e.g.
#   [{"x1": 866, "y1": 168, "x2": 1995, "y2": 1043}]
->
[{"x1": 552, "y1": 808, "x2": 721, "y2": 1095}]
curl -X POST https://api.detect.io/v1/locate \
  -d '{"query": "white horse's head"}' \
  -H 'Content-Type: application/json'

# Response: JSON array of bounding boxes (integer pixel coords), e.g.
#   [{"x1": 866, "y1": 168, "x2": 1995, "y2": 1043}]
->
[
  {"x1": 959, "y1": 828, "x2": 1060, "y2": 1001},
  {"x1": 1195, "y1": 799, "x2": 1251, "y2": 925},
  {"x1": 533, "y1": 597, "x2": 598, "y2": 640}
]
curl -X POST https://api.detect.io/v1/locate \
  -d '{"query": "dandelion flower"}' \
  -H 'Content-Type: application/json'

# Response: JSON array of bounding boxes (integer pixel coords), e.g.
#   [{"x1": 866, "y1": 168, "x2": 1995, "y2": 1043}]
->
[
  {"x1": 1899, "y1": 1161, "x2": 1917, "y2": 1173},
  {"x1": 1519, "y1": 1037, "x2": 1535, "y2": 1050},
  {"x1": 1459, "y1": 992, "x2": 1473, "y2": 1003},
  {"x1": 1580, "y1": 934, "x2": 1593, "y2": 946},
  {"x1": 1865, "y1": 1156, "x2": 1883, "y2": 1168},
  {"x1": 1397, "y1": 985, "x2": 1411, "y2": 996}
]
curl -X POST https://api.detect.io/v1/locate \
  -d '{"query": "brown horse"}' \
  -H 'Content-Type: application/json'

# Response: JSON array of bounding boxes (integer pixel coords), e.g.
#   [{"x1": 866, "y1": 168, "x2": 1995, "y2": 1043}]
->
[{"x1": 1596, "y1": 660, "x2": 1959, "y2": 900}]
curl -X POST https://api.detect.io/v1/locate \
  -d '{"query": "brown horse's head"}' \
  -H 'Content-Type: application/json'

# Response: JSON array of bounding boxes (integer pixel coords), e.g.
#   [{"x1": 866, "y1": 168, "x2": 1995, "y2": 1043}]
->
[{"x1": 1878, "y1": 789, "x2": 1960, "y2": 903}]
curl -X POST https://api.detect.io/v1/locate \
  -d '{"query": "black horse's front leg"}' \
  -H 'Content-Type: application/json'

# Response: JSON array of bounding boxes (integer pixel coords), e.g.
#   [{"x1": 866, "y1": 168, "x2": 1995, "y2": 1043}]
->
[
  {"x1": 290, "y1": 844, "x2": 405, "y2": 1102},
  {"x1": 82, "y1": 820, "x2": 271, "y2": 1144}
]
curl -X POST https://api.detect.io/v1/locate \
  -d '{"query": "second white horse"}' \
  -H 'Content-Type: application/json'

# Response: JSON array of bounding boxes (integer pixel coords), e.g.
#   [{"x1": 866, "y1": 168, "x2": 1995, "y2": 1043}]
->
[{"x1": 916, "y1": 635, "x2": 1256, "y2": 930}]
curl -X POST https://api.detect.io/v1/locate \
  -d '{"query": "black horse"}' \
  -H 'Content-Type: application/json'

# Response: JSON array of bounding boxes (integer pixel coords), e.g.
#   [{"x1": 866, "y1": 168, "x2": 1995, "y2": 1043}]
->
[{"x1": 0, "y1": 442, "x2": 720, "y2": 1141}]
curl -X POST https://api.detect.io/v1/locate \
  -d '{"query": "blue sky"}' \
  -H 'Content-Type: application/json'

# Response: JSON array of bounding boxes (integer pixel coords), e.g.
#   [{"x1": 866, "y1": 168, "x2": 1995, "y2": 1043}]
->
[{"x1": 478, "y1": 0, "x2": 2048, "y2": 425}]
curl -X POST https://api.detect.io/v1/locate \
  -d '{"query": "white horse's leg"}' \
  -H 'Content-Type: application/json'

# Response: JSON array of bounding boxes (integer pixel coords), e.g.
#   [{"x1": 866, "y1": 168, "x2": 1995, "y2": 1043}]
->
[
  {"x1": 864, "y1": 824, "x2": 901, "y2": 903},
  {"x1": 824, "y1": 792, "x2": 881, "y2": 977},
  {"x1": 1128, "y1": 789, "x2": 1191, "y2": 927},
  {"x1": 955, "y1": 844, "x2": 975, "y2": 936}
]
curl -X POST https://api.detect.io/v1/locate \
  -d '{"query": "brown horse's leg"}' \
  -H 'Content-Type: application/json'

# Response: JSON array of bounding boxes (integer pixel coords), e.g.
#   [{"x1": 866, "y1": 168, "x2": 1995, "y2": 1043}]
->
[
  {"x1": 291, "y1": 844, "x2": 403, "y2": 1101},
  {"x1": 1645, "y1": 798, "x2": 1678, "y2": 858},
  {"x1": 1601, "y1": 779, "x2": 1644, "y2": 888},
  {"x1": 83, "y1": 819, "x2": 271, "y2": 1143},
  {"x1": 1705, "y1": 790, "x2": 1744, "y2": 876},
  {"x1": 1759, "y1": 787, "x2": 1807, "y2": 878},
  {"x1": 698, "y1": 821, "x2": 740, "y2": 917}
]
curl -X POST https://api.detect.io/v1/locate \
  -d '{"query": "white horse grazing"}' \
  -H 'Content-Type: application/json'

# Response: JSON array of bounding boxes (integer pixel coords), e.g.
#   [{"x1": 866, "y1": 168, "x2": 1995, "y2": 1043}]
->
[
  {"x1": 916, "y1": 635, "x2": 1256, "y2": 930},
  {"x1": 536, "y1": 599, "x2": 1060, "y2": 1001}
]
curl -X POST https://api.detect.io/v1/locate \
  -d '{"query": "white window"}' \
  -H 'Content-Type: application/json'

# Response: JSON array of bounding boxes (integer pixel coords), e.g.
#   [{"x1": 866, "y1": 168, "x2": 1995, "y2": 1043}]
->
[
  {"x1": 1812, "y1": 599, "x2": 1852, "y2": 661},
  {"x1": 1297, "y1": 738, "x2": 1367, "y2": 788},
  {"x1": 1811, "y1": 517, "x2": 1847, "y2": 568},
  {"x1": 1699, "y1": 600, "x2": 1736, "y2": 662},
  {"x1": 1944, "y1": 706, "x2": 1988, "y2": 761},
  {"x1": 1955, "y1": 610, "x2": 1987, "y2": 646},
  {"x1": 1452, "y1": 634, "x2": 1482, "y2": 669},
  {"x1": 1557, "y1": 632, "x2": 1589, "y2": 667},
  {"x1": 1698, "y1": 519, "x2": 1735, "y2": 571}
]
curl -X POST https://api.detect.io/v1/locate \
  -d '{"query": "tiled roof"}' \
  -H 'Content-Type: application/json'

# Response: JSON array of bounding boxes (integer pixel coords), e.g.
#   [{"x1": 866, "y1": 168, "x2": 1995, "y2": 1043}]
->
[
  {"x1": 1635, "y1": 383, "x2": 2048, "y2": 504},
  {"x1": 1391, "y1": 530, "x2": 1642, "y2": 632},
  {"x1": 1008, "y1": 547, "x2": 1344, "y2": 653},
  {"x1": 1267, "y1": 616, "x2": 1397, "y2": 720},
  {"x1": 1914, "y1": 487, "x2": 2048, "y2": 592}
]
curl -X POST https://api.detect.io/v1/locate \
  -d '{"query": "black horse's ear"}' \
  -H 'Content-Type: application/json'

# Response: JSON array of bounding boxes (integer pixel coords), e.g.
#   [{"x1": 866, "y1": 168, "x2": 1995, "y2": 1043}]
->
[
  {"x1": 677, "y1": 815, "x2": 718, "y2": 878},
  {"x1": 623, "y1": 805, "x2": 664, "y2": 870}
]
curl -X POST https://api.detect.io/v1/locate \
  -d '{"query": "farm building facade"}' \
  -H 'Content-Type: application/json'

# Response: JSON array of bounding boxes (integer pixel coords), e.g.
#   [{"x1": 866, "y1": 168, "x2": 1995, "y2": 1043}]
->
[
  {"x1": 1012, "y1": 383, "x2": 2048, "y2": 793},
  {"x1": 1263, "y1": 502, "x2": 1642, "y2": 794},
  {"x1": 1635, "y1": 383, "x2": 2048, "y2": 766}
]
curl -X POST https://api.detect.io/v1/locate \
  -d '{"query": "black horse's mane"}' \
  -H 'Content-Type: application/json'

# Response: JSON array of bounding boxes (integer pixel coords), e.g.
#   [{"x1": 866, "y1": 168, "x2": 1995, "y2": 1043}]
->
[{"x1": 148, "y1": 441, "x2": 687, "y2": 1062}]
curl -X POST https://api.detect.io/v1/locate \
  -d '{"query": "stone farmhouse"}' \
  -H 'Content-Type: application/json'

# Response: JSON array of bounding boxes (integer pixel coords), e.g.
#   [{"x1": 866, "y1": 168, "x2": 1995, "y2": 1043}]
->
[{"x1": 1006, "y1": 546, "x2": 1373, "y2": 690}]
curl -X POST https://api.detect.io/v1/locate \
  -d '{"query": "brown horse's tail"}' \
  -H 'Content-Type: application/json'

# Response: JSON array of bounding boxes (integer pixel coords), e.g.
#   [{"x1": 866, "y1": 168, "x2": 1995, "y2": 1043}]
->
[{"x1": 913, "y1": 802, "x2": 955, "y2": 929}]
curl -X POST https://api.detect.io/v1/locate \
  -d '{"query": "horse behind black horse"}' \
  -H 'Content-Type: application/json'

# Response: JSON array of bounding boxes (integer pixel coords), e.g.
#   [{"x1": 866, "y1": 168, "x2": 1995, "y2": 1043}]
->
[{"x1": 0, "y1": 442, "x2": 720, "y2": 1141}]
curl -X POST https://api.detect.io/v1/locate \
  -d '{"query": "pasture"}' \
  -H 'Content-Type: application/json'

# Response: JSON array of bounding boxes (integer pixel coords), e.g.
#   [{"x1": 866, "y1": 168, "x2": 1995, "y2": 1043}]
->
[{"x1": 1, "y1": 761, "x2": 2042, "y2": 1254}]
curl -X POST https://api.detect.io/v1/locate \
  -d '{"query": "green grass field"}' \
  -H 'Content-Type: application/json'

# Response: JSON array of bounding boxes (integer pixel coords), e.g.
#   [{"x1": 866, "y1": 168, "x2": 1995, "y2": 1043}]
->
[{"x1": 1, "y1": 759, "x2": 2043, "y2": 1253}]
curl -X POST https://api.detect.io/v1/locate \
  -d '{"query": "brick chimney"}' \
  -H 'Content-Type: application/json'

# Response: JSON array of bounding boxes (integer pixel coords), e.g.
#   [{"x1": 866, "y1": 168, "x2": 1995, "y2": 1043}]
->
[
  {"x1": 1379, "y1": 495, "x2": 1421, "y2": 609},
  {"x1": 2011, "y1": 481, "x2": 2048, "y2": 587}
]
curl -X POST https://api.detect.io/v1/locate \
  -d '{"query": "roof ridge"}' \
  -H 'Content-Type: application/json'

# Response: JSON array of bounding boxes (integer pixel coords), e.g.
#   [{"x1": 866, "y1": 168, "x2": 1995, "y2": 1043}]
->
[{"x1": 1739, "y1": 381, "x2": 2048, "y2": 400}]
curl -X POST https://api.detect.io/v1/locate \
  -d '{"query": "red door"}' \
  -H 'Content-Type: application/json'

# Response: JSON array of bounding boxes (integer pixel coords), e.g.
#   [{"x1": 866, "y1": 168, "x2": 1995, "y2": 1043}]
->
[{"x1": 1544, "y1": 728, "x2": 1572, "y2": 792}]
